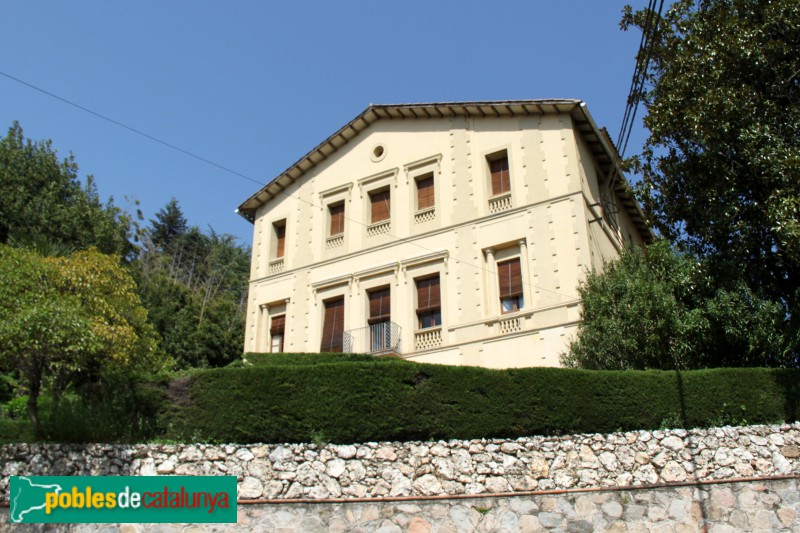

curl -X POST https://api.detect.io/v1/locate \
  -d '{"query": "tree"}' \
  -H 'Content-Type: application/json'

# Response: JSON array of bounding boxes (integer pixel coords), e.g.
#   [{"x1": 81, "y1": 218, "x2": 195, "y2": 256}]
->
[
  {"x1": 562, "y1": 240, "x2": 791, "y2": 370},
  {"x1": 623, "y1": 0, "x2": 800, "y2": 316},
  {"x1": 0, "y1": 122, "x2": 137, "y2": 258},
  {"x1": 0, "y1": 245, "x2": 167, "y2": 437},
  {"x1": 132, "y1": 202, "x2": 250, "y2": 369},
  {"x1": 149, "y1": 198, "x2": 187, "y2": 252}
]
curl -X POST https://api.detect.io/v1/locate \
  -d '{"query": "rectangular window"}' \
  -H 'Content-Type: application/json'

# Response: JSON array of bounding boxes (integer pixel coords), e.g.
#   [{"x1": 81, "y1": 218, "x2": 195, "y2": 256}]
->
[
  {"x1": 370, "y1": 189, "x2": 391, "y2": 223},
  {"x1": 269, "y1": 315, "x2": 285, "y2": 353},
  {"x1": 416, "y1": 275, "x2": 441, "y2": 329},
  {"x1": 273, "y1": 221, "x2": 286, "y2": 258},
  {"x1": 368, "y1": 287, "x2": 391, "y2": 325},
  {"x1": 320, "y1": 298, "x2": 344, "y2": 352},
  {"x1": 368, "y1": 287, "x2": 390, "y2": 351},
  {"x1": 489, "y1": 155, "x2": 511, "y2": 196},
  {"x1": 416, "y1": 174, "x2": 435, "y2": 211},
  {"x1": 329, "y1": 203, "x2": 345, "y2": 236},
  {"x1": 497, "y1": 258, "x2": 524, "y2": 313}
]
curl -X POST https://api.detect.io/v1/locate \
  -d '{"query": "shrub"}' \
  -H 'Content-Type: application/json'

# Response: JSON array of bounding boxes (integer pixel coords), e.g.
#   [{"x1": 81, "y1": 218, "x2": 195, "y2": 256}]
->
[{"x1": 165, "y1": 363, "x2": 800, "y2": 444}]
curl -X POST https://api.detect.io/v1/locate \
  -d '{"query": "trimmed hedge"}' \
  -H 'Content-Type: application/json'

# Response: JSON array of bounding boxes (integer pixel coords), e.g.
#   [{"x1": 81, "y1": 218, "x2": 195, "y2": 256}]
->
[
  {"x1": 166, "y1": 363, "x2": 800, "y2": 444},
  {"x1": 236, "y1": 352, "x2": 409, "y2": 367}
]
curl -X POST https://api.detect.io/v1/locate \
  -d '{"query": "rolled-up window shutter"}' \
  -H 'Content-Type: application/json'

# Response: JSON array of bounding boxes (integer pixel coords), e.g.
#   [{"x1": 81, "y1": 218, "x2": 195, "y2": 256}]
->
[
  {"x1": 498, "y1": 258, "x2": 522, "y2": 298},
  {"x1": 275, "y1": 224, "x2": 286, "y2": 258},
  {"x1": 370, "y1": 190, "x2": 390, "y2": 223},
  {"x1": 490, "y1": 156, "x2": 510, "y2": 196},
  {"x1": 329, "y1": 203, "x2": 344, "y2": 235},
  {"x1": 416, "y1": 276, "x2": 441, "y2": 312},
  {"x1": 269, "y1": 315, "x2": 285, "y2": 336},
  {"x1": 416, "y1": 175, "x2": 434, "y2": 210},
  {"x1": 368, "y1": 287, "x2": 390, "y2": 324},
  {"x1": 320, "y1": 298, "x2": 344, "y2": 352}
]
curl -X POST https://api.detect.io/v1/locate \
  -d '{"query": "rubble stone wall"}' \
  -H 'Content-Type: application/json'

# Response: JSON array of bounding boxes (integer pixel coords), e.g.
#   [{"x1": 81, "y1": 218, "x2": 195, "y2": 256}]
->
[
  {"x1": 2, "y1": 423, "x2": 799, "y2": 503},
  {"x1": 1, "y1": 478, "x2": 799, "y2": 531}
]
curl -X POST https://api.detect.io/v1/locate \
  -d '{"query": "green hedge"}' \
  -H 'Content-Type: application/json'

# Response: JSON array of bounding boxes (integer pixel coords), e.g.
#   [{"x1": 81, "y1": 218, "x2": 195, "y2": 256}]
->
[
  {"x1": 166, "y1": 363, "x2": 800, "y2": 444},
  {"x1": 235, "y1": 352, "x2": 409, "y2": 367}
]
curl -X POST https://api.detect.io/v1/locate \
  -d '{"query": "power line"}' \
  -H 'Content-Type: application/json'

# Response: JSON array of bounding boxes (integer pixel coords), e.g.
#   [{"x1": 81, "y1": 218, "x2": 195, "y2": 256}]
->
[
  {"x1": 0, "y1": 69, "x2": 580, "y2": 302},
  {"x1": 617, "y1": 0, "x2": 666, "y2": 159},
  {"x1": 0, "y1": 70, "x2": 265, "y2": 188}
]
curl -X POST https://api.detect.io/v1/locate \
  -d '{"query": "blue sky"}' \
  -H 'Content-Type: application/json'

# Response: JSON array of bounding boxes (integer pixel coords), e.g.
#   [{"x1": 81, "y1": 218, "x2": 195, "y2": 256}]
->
[{"x1": 0, "y1": 1, "x2": 651, "y2": 247}]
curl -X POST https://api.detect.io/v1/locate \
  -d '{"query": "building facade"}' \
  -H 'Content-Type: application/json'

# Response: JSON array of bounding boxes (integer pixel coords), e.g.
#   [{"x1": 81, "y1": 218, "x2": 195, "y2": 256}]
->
[{"x1": 237, "y1": 100, "x2": 652, "y2": 368}]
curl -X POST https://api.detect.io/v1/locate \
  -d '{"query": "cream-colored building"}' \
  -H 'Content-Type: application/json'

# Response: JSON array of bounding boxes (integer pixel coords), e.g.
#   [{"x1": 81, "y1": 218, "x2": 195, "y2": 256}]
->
[{"x1": 237, "y1": 100, "x2": 652, "y2": 368}]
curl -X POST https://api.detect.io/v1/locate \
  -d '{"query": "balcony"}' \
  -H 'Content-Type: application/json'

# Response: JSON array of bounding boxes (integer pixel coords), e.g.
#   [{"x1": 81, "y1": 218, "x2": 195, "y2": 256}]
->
[
  {"x1": 343, "y1": 321, "x2": 402, "y2": 355},
  {"x1": 268, "y1": 258, "x2": 285, "y2": 275},
  {"x1": 488, "y1": 192, "x2": 512, "y2": 214}
]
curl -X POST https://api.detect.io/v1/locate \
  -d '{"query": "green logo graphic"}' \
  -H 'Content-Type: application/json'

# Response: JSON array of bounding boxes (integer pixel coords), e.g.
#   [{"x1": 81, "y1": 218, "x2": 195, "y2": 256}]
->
[{"x1": 9, "y1": 476, "x2": 237, "y2": 524}]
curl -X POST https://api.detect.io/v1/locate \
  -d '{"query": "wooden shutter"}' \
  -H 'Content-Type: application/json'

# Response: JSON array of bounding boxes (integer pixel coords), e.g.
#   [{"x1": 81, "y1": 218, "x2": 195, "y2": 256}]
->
[
  {"x1": 329, "y1": 203, "x2": 344, "y2": 235},
  {"x1": 275, "y1": 223, "x2": 286, "y2": 258},
  {"x1": 490, "y1": 156, "x2": 510, "y2": 196},
  {"x1": 269, "y1": 315, "x2": 286, "y2": 336},
  {"x1": 416, "y1": 276, "x2": 441, "y2": 312},
  {"x1": 370, "y1": 190, "x2": 390, "y2": 223},
  {"x1": 320, "y1": 298, "x2": 344, "y2": 352},
  {"x1": 416, "y1": 175, "x2": 434, "y2": 210},
  {"x1": 368, "y1": 287, "x2": 390, "y2": 324},
  {"x1": 497, "y1": 258, "x2": 523, "y2": 298}
]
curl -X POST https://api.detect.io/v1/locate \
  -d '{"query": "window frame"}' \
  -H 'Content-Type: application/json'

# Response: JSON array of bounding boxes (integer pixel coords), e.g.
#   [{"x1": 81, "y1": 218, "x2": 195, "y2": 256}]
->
[
  {"x1": 272, "y1": 219, "x2": 287, "y2": 259},
  {"x1": 269, "y1": 314, "x2": 286, "y2": 353},
  {"x1": 368, "y1": 187, "x2": 391, "y2": 224},
  {"x1": 320, "y1": 297, "x2": 345, "y2": 353},
  {"x1": 497, "y1": 257, "x2": 524, "y2": 315},
  {"x1": 415, "y1": 275, "x2": 442, "y2": 330},
  {"x1": 414, "y1": 172, "x2": 435, "y2": 212},
  {"x1": 488, "y1": 151, "x2": 511, "y2": 197},
  {"x1": 328, "y1": 201, "x2": 345, "y2": 237}
]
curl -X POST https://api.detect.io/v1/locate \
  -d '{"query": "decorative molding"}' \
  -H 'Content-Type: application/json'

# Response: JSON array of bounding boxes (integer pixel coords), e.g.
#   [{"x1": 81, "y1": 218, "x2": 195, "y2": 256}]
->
[
  {"x1": 357, "y1": 168, "x2": 398, "y2": 195},
  {"x1": 311, "y1": 273, "x2": 353, "y2": 293},
  {"x1": 400, "y1": 250, "x2": 449, "y2": 270},
  {"x1": 354, "y1": 262, "x2": 399, "y2": 283},
  {"x1": 403, "y1": 154, "x2": 442, "y2": 183},
  {"x1": 317, "y1": 182, "x2": 353, "y2": 202}
]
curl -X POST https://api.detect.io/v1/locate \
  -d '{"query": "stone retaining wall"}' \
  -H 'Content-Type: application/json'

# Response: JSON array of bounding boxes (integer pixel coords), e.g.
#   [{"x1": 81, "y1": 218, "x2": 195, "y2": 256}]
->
[
  {"x1": 2, "y1": 477, "x2": 799, "y2": 531},
  {"x1": 2, "y1": 423, "x2": 799, "y2": 503}
]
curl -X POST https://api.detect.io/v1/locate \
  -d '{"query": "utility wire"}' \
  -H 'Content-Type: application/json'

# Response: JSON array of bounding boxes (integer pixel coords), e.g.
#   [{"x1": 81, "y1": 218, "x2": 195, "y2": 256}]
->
[
  {"x1": 617, "y1": 0, "x2": 666, "y2": 159},
  {"x1": 0, "y1": 69, "x2": 580, "y2": 302},
  {"x1": 0, "y1": 70, "x2": 265, "y2": 188}
]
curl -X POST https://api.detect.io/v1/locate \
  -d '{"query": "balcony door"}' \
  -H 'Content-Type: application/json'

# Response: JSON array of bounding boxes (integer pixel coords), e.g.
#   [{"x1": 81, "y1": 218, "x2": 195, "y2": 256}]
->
[{"x1": 368, "y1": 287, "x2": 390, "y2": 351}]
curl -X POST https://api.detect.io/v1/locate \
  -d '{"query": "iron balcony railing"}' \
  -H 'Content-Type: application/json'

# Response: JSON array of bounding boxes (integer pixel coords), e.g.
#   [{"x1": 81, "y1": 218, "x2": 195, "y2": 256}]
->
[{"x1": 343, "y1": 320, "x2": 402, "y2": 355}]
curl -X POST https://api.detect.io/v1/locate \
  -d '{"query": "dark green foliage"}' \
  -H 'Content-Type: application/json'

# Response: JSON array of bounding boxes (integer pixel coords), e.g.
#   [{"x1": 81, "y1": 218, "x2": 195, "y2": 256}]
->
[
  {"x1": 238, "y1": 352, "x2": 408, "y2": 367},
  {"x1": 0, "y1": 373, "x2": 170, "y2": 443},
  {"x1": 166, "y1": 363, "x2": 800, "y2": 444},
  {"x1": 133, "y1": 200, "x2": 250, "y2": 369},
  {"x1": 0, "y1": 122, "x2": 136, "y2": 258},
  {"x1": 564, "y1": 240, "x2": 792, "y2": 369},
  {"x1": 623, "y1": 0, "x2": 800, "y2": 324},
  {"x1": 149, "y1": 198, "x2": 187, "y2": 252}
]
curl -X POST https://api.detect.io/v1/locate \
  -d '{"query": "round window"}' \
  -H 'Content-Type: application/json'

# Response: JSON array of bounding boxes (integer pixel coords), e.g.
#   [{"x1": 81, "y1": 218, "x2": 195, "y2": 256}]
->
[{"x1": 371, "y1": 144, "x2": 386, "y2": 162}]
